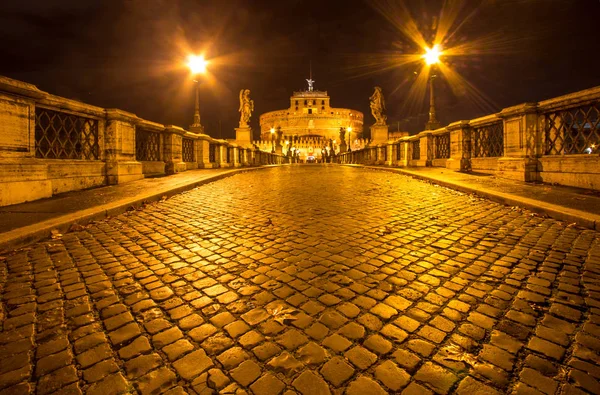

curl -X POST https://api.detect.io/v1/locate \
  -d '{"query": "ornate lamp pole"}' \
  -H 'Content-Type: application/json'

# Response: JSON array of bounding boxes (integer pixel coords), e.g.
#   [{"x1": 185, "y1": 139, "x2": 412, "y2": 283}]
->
[
  {"x1": 187, "y1": 55, "x2": 208, "y2": 130},
  {"x1": 347, "y1": 126, "x2": 353, "y2": 152},
  {"x1": 270, "y1": 128, "x2": 275, "y2": 153},
  {"x1": 423, "y1": 45, "x2": 442, "y2": 130}
]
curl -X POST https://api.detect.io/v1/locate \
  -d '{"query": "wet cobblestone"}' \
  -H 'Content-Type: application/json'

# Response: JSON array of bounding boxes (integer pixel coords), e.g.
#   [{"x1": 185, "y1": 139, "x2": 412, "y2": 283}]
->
[{"x1": 1, "y1": 165, "x2": 599, "y2": 394}]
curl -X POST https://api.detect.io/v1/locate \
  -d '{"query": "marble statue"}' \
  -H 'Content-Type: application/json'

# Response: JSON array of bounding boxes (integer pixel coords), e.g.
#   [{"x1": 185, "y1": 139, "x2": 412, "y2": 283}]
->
[
  {"x1": 306, "y1": 78, "x2": 314, "y2": 92},
  {"x1": 339, "y1": 127, "x2": 346, "y2": 143},
  {"x1": 369, "y1": 86, "x2": 387, "y2": 125},
  {"x1": 239, "y1": 89, "x2": 254, "y2": 128}
]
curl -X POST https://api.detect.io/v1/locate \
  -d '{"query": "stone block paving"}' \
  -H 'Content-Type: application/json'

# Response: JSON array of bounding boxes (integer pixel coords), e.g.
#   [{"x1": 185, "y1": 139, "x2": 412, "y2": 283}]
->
[{"x1": 1, "y1": 165, "x2": 599, "y2": 394}]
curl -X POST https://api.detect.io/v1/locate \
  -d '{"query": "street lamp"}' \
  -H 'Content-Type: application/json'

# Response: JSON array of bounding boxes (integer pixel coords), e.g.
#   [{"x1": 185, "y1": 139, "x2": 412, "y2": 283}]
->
[
  {"x1": 347, "y1": 126, "x2": 353, "y2": 152},
  {"x1": 270, "y1": 128, "x2": 275, "y2": 153},
  {"x1": 423, "y1": 45, "x2": 441, "y2": 130},
  {"x1": 187, "y1": 55, "x2": 208, "y2": 129}
]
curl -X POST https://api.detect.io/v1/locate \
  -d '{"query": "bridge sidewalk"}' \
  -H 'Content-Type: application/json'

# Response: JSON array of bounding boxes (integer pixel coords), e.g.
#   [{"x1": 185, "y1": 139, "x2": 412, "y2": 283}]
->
[
  {"x1": 0, "y1": 167, "x2": 275, "y2": 251},
  {"x1": 349, "y1": 165, "x2": 600, "y2": 231}
]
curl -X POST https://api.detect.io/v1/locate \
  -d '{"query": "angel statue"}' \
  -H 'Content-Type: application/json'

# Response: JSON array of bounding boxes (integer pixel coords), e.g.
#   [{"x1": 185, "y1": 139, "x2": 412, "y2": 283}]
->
[
  {"x1": 238, "y1": 89, "x2": 254, "y2": 128},
  {"x1": 369, "y1": 86, "x2": 387, "y2": 125}
]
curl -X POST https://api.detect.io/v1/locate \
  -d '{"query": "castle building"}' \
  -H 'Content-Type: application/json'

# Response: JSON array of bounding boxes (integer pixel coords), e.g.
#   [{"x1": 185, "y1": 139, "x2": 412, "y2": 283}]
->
[{"x1": 257, "y1": 81, "x2": 366, "y2": 162}]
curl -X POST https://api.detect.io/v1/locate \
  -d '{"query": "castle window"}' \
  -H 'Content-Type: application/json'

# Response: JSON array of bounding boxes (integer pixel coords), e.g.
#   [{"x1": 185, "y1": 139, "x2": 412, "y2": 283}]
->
[
  {"x1": 295, "y1": 100, "x2": 298, "y2": 105},
  {"x1": 321, "y1": 100, "x2": 325, "y2": 105},
  {"x1": 304, "y1": 100, "x2": 307, "y2": 105},
  {"x1": 308, "y1": 109, "x2": 313, "y2": 114},
  {"x1": 295, "y1": 107, "x2": 298, "y2": 111},
  {"x1": 322, "y1": 106, "x2": 324, "y2": 110}
]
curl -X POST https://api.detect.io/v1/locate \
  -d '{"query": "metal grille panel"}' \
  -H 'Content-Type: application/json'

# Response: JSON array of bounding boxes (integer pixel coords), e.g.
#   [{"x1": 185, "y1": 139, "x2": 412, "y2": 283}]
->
[
  {"x1": 35, "y1": 108, "x2": 99, "y2": 160},
  {"x1": 412, "y1": 140, "x2": 421, "y2": 160},
  {"x1": 182, "y1": 138, "x2": 194, "y2": 162},
  {"x1": 209, "y1": 144, "x2": 217, "y2": 163},
  {"x1": 136, "y1": 128, "x2": 161, "y2": 161},
  {"x1": 472, "y1": 121, "x2": 503, "y2": 158},
  {"x1": 434, "y1": 133, "x2": 450, "y2": 159},
  {"x1": 545, "y1": 102, "x2": 600, "y2": 155}
]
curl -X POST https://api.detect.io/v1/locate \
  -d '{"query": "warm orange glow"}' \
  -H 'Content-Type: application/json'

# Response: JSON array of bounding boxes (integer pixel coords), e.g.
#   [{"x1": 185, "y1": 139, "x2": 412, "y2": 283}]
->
[
  {"x1": 348, "y1": 126, "x2": 353, "y2": 133},
  {"x1": 187, "y1": 55, "x2": 208, "y2": 74},
  {"x1": 270, "y1": 128, "x2": 275, "y2": 134},
  {"x1": 423, "y1": 45, "x2": 442, "y2": 65}
]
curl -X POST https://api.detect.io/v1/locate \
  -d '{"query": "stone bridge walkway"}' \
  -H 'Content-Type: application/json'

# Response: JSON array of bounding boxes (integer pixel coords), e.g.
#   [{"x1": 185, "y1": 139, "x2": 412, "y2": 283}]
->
[{"x1": 1, "y1": 165, "x2": 599, "y2": 395}]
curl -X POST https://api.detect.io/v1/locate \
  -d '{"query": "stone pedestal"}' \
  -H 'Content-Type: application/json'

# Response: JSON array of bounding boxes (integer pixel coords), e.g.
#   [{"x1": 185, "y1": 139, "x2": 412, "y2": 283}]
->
[
  {"x1": 218, "y1": 145, "x2": 228, "y2": 168},
  {"x1": 163, "y1": 125, "x2": 186, "y2": 174},
  {"x1": 385, "y1": 142, "x2": 394, "y2": 166},
  {"x1": 370, "y1": 124, "x2": 389, "y2": 145},
  {"x1": 197, "y1": 138, "x2": 213, "y2": 168},
  {"x1": 445, "y1": 120, "x2": 471, "y2": 172},
  {"x1": 189, "y1": 125, "x2": 205, "y2": 134},
  {"x1": 498, "y1": 103, "x2": 540, "y2": 181},
  {"x1": 236, "y1": 127, "x2": 253, "y2": 148},
  {"x1": 105, "y1": 109, "x2": 144, "y2": 184},
  {"x1": 0, "y1": 79, "x2": 52, "y2": 206},
  {"x1": 396, "y1": 141, "x2": 409, "y2": 167},
  {"x1": 415, "y1": 133, "x2": 432, "y2": 167}
]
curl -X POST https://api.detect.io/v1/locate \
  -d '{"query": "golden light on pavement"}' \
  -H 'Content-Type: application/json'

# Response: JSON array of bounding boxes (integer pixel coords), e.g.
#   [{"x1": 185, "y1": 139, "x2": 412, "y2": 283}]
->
[{"x1": 187, "y1": 55, "x2": 208, "y2": 75}]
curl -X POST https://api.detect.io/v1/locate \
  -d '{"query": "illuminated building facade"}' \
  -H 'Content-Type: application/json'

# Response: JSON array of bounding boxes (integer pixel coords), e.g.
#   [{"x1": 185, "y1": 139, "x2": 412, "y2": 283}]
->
[{"x1": 257, "y1": 85, "x2": 365, "y2": 161}]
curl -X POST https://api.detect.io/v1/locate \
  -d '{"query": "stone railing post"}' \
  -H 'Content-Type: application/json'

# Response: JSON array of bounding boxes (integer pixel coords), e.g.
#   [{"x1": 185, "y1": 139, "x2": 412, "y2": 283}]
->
[
  {"x1": 215, "y1": 143, "x2": 226, "y2": 168},
  {"x1": 386, "y1": 142, "x2": 394, "y2": 166},
  {"x1": 105, "y1": 109, "x2": 144, "y2": 183},
  {"x1": 0, "y1": 78, "x2": 52, "y2": 205},
  {"x1": 415, "y1": 132, "x2": 432, "y2": 166},
  {"x1": 197, "y1": 136, "x2": 212, "y2": 168},
  {"x1": 163, "y1": 125, "x2": 186, "y2": 174},
  {"x1": 243, "y1": 148, "x2": 250, "y2": 166},
  {"x1": 498, "y1": 103, "x2": 540, "y2": 181},
  {"x1": 446, "y1": 120, "x2": 471, "y2": 172},
  {"x1": 398, "y1": 141, "x2": 409, "y2": 167}
]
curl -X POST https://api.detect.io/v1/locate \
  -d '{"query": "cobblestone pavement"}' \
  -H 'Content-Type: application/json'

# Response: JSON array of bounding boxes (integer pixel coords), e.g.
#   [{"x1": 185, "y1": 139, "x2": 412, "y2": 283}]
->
[{"x1": 1, "y1": 165, "x2": 599, "y2": 395}]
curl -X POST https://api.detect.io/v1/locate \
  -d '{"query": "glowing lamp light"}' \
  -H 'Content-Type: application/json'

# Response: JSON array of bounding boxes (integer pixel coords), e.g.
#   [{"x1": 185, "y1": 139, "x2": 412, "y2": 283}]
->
[
  {"x1": 348, "y1": 127, "x2": 353, "y2": 133},
  {"x1": 270, "y1": 128, "x2": 275, "y2": 134},
  {"x1": 423, "y1": 45, "x2": 442, "y2": 65},
  {"x1": 187, "y1": 55, "x2": 208, "y2": 74}
]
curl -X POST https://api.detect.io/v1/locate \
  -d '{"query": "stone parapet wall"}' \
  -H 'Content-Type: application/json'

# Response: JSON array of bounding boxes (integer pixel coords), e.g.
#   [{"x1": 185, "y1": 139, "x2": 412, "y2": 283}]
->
[
  {"x1": 0, "y1": 76, "x2": 286, "y2": 207},
  {"x1": 338, "y1": 85, "x2": 600, "y2": 190}
]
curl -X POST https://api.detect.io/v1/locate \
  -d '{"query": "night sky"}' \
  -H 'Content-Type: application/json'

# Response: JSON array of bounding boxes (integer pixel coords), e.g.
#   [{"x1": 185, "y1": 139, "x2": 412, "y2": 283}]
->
[{"x1": 2, "y1": 0, "x2": 600, "y2": 138}]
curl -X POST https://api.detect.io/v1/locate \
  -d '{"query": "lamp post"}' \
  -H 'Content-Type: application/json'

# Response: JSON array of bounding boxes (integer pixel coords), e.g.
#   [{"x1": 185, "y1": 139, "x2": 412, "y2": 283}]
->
[
  {"x1": 270, "y1": 127, "x2": 275, "y2": 153},
  {"x1": 423, "y1": 45, "x2": 442, "y2": 130},
  {"x1": 187, "y1": 55, "x2": 208, "y2": 130},
  {"x1": 347, "y1": 126, "x2": 353, "y2": 152}
]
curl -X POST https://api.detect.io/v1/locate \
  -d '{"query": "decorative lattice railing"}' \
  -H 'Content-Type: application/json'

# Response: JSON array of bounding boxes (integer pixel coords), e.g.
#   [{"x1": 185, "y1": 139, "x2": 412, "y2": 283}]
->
[
  {"x1": 434, "y1": 133, "x2": 450, "y2": 159},
  {"x1": 544, "y1": 102, "x2": 600, "y2": 155},
  {"x1": 412, "y1": 140, "x2": 421, "y2": 160},
  {"x1": 209, "y1": 144, "x2": 217, "y2": 163},
  {"x1": 182, "y1": 138, "x2": 194, "y2": 162},
  {"x1": 35, "y1": 108, "x2": 99, "y2": 160},
  {"x1": 135, "y1": 128, "x2": 161, "y2": 161},
  {"x1": 472, "y1": 121, "x2": 503, "y2": 158}
]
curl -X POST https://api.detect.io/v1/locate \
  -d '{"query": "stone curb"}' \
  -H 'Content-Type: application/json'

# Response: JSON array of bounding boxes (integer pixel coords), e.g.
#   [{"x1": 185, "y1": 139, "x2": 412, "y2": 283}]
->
[
  {"x1": 0, "y1": 166, "x2": 279, "y2": 252},
  {"x1": 344, "y1": 164, "x2": 600, "y2": 231}
]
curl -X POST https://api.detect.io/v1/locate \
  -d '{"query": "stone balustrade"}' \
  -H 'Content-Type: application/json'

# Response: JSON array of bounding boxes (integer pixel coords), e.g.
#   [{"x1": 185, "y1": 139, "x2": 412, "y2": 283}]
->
[
  {"x1": 339, "y1": 85, "x2": 600, "y2": 190},
  {"x1": 0, "y1": 76, "x2": 286, "y2": 207}
]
